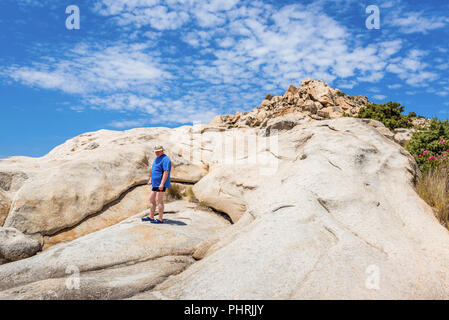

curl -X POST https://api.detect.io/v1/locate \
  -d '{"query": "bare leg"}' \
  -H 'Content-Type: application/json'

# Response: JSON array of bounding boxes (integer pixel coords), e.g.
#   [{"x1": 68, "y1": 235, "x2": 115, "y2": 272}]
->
[
  {"x1": 156, "y1": 191, "x2": 164, "y2": 222},
  {"x1": 149, "y1": 191, "x2": 157, "y2": 220}
]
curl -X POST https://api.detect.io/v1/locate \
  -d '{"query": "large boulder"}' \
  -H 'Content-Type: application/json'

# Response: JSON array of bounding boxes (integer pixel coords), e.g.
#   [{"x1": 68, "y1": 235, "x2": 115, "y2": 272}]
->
[
  {"x1": 208, "y1": 79, "x2": 371, "y2": 129},
  {"x1": 0, "y1": 200, "x2": 230, "y2": 299},
  {"x1": 4, "y1": 153, "x2": 149, "y2": 236},
  {"x1": 261, "y1": 113, "x2": 310, "y2": 136},
  {"x1": 394, "y1": 128, "x2": 415, "y2": 147},
  {"x1": 132, "y1": 117, "x2": 449, "y2": 300},
  {"x1": 0, "y1": 126, "x2": 211, "y2": 241},
  {"x1": 0, "y1": 190, "x2": 9, "y2": 226},
  {"x1": 42, "y1": 185, "x2": 151, "y2": 250},
  {"x1": 301, "y1": 78, "x2": 335, "y2": 106},
  {"x1": 0, "y1": 227, "x2": 41, "y2": 264},
  {"x1": 1, "y1": 115, "x2": 448, "y2": 300}
]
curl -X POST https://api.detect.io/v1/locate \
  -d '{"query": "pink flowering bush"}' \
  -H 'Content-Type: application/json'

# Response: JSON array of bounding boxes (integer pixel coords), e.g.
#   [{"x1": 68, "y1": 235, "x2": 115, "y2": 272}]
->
[
  {"x1": 408, "y1": 119, "x2": 449, "y2": 229},
  {"x1": 406, "y1": 119, "x2": 449, "y2": 172},
  {"x1": 414, "y1": 144, "x2": 449, "y2": 172}
]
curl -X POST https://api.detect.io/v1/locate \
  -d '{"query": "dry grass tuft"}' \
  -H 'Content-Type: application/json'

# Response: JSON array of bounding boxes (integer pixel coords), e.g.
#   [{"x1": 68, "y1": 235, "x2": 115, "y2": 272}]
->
[
  {"x1": 166, "y1": 183, "x2": 184, "y2": 201},
  {"x1": 417, "y1": 165, "x2": 449, "y2": 229},
  {"x1": 186, "y1": 187, "x2": 198, "y2": 203}
]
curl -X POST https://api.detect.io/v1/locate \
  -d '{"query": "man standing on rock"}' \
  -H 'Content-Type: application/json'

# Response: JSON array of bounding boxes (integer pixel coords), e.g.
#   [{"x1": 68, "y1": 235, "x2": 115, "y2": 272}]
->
[{"x1": 142, "y1": 145, "x2": 171, "y2": 224}]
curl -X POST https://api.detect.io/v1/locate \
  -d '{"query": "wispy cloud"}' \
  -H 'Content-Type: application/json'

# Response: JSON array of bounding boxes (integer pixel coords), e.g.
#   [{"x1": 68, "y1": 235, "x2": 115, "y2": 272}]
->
[
  {"x1": 2, "y1": 0, "x2": 448, "y2": 127},
  {"x1": 5, "y1": 42, "x2": 171, "y2": 94},
  {"x1": 388, "y1": 84, "x2": 402, "y2": 89},
  {"x1": 389, "y1": 11, "x2": 449, "y2": 34},
  {"x1": 108, "y1": 119, "x2": 148, "y2": 129},
  {"x1": 386, "y1": 50, "x2": 439, "y2": 86},
  {"x1": 373, "y1": 94, "x2": 387, "y2": 100}
]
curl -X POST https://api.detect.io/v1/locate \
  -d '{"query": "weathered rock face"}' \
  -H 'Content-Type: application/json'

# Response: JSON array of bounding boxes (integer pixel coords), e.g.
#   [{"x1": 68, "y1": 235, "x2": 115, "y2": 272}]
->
[
  {"x1": 210, "y1": 79, "x2": 370, "y2": 128},
  {"x1": 394, "y1": 128, "x2": 416, "y2": 147},
  {"x1": 0, "y1": 191, "x2": 9, "y2": 226},
  {"x1": 0, "y1": 126, "x2": 212, "y2": 251},
  {"x1": 42, "y1": 185, "x2": 151, "y2": 250},
  {"x1": 0, "y1": 227, "x2": 41, "y2": 264},
  {"x1": 1, "y1": 105, "x2": 448, "y2": 300},
  {"x1": 0, "y1": 201, "x2": 230, "y2": 299},
  {"x1": 132, "y1": 117, "x2": 449, "y2": 300},
  {"x1": 412, "y1": 117, "x2": 432, "y2": 128}
]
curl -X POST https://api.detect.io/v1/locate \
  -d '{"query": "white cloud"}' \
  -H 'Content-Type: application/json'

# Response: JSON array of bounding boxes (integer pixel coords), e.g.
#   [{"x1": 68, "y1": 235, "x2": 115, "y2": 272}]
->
[
  {"x1": 4, "y1": 0, "x2": 446, "y2": 127},
  {"x1": 373, "y1": 95, "x2": 387, "y2": 100},
  {"x1": 380, "y1": 0, "x2": 400, "y2": 9},
  {"x1": 16, "y1": 0, "x2": 45, "y2": 6},
  {"x1": 435, "y1": 87, "x2": 449, "y2": 97},
  {"x1": 70, "y1": 106, "x2": 85, "y2": 112},
  {"x1": 389, "y1": 11, "x2": 449, "y2": 34},
  {"x1": 337, "y1": 80, "x2": 357, "y2": 89},
  {"x1": 93, "y1": 0, "x2": 239, "y2": 30},
  {"x1": 91, "y1": 0, "x2": 413, "y2": 92},
  {"x1": 185, "y1": 4, "x2": 404, "y2": 90},
  {"x1": 6, "y1": 42, "x2": 171, "y2": 94},
  {"x1": 108, "y1": 119, "x2": 148, "y2": 129},
  {"x1": 436, "y1": 64, "x2": 449, "y2": 70},
  {"x1": 386, "y1": 50, "x2": 439, "y2": 86}
]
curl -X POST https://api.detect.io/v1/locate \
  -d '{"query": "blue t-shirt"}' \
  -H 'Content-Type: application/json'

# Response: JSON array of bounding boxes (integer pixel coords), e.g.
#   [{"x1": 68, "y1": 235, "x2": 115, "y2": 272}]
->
[{"x1": 151, "y1": 154, "x2": 171, "y2": 188}]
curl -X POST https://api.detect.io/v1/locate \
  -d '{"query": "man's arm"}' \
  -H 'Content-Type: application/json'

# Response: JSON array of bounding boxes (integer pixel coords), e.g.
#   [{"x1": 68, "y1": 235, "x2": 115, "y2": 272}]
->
[{"x1": 159, "y1": 170, "x2": 169, "y2": 190}]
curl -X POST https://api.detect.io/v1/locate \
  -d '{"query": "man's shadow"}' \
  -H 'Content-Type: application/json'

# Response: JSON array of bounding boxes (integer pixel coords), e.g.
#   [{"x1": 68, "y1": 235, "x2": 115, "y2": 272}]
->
[{"x1": 159, "y1": 218, "x2": 187, "y2": 226}]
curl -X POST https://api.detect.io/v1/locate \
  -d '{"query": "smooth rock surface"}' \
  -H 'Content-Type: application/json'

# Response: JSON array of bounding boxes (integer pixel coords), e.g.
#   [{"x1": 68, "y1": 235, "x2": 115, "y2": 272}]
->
[
  {"x1": 1, "y1": 110, "x2": 448, "y2": 300},
  {"x1": 0, "y1": 227, "x2": 41, "y2": 264},
  {"x1": 133, "y1": 117, "x2": 449, "y2": 300},
  {"x1": 0, "y1": 126, "x2": 211, "y2": 239},
  {"x1": 0, "y1": 200, "x2": 230, "y2": 299},
  {"x1": 42, "y1": 185, "x2": 151, "y2": 250},
  {"x1": 394, "y1": 128, "x2": 415, "y2": 147},
  {"x1": 0, "y1": 190, "x2": 9, "y2": 226}
]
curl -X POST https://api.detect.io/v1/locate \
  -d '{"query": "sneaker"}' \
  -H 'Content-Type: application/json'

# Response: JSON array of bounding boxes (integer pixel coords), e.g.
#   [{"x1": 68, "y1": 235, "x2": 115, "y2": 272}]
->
[
  {"x1": 151, "y1": 219, "x2": 163, "y2": 224},
  {"x1": 141, "y1": 216, "x2": 155, "y2": 222}
]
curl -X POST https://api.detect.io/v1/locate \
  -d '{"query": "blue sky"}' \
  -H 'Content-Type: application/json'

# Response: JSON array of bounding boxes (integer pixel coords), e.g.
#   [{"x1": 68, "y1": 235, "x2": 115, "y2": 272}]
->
[{"x1": 1, "y1": 0, "x2": 448, "y2": 158}]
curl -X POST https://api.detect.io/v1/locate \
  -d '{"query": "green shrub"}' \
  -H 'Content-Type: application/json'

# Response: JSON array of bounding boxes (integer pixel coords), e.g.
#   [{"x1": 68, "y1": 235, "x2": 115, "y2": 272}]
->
[
  {"x1": 356, "y1": 101, "x2": 413, "y2": 130},
  {"x1": 405, "y1": 119, "x2": 449, "y2": 172},
  {"x1": 336, "y1": 90, "x2": 346, "y2": 97}
]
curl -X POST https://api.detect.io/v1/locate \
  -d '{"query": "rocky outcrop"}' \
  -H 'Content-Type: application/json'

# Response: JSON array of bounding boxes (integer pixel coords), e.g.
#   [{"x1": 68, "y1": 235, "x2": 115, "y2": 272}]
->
[
  {"x1": 210, "y1": 79, "x2": 370, "y2": 129},
  {"x1": 412, "y1": 118, "x2": 432, "y2": 128},
  {"x1": 130, "y1": 117, "x2": 449, "y2": 300},
  {"x1": 42, "y1": 185, "x2": 151, "y2": 250},
  {"x1": 0, "y1": 126, "x2": 212, "y2": 252},
  {"x1": 393, "y1": 128, "x2": 416, "y2": 147},
  {"x1": 0, "y1": 191, "x2": 9, "y2": 226},
  {"x1": 0, "y1": 82, "x2": 447, "y2": 299},
  {"x1": 0, "y1": 227, "x2": 41, "y2": 264},
  {"x1": 0, "y1": 201, "x2": 230, "y2": 299}
]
